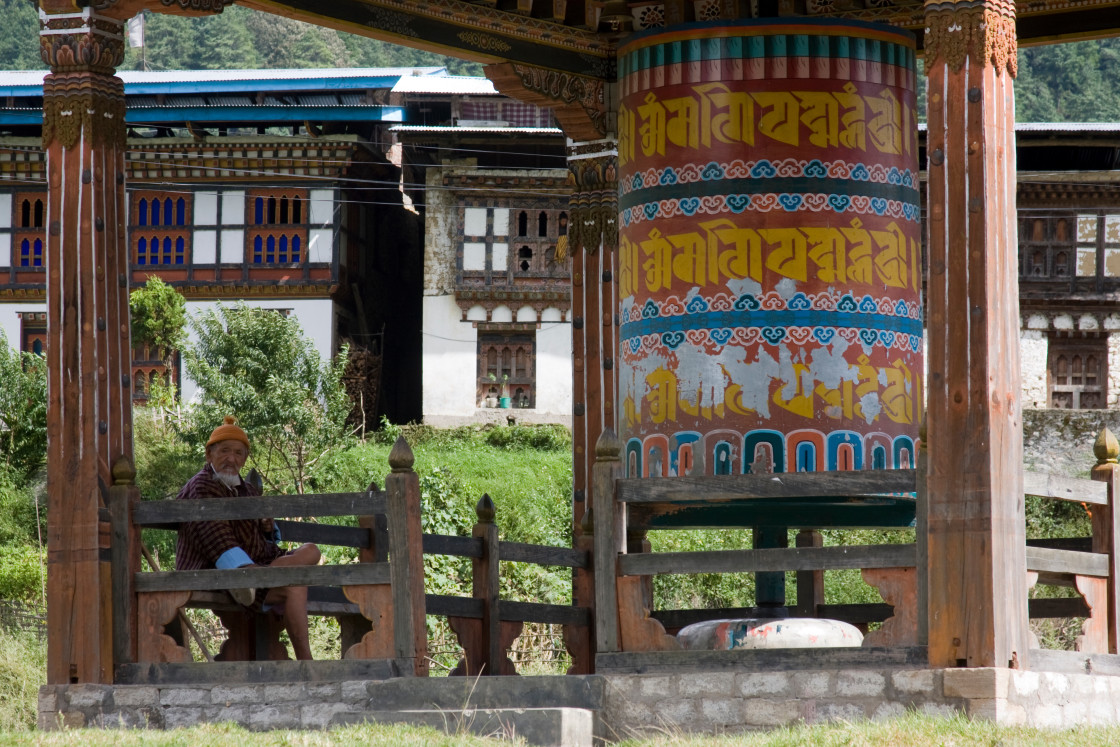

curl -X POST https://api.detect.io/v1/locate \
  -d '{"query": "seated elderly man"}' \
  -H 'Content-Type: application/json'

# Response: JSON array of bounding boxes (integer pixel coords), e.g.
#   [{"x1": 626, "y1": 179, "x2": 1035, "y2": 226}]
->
[{"x1": 175, "y1": 416, "x2": 321, "y2": 660}]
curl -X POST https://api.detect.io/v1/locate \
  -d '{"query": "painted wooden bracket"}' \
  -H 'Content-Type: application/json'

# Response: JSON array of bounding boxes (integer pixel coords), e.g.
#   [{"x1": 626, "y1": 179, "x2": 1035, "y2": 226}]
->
[
  {"x1": 136, "y1": 590, "x2": 192, "y2": 663},
  {"x1": 861, "y1": 567, "x2": 918, "y2": 647}
]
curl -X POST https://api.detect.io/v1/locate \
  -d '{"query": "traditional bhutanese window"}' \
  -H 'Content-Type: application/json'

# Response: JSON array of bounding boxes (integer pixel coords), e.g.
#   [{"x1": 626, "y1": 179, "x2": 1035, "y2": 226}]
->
[
  {"x1": 130, "y1": 191, "x2": 191, "y2": 266},
  {"x1": 17, "y1": 312, "x2": 46, "y2": 355},
  {"x1": 476, "y1": 326, "x2": 535, "y2": 409},
  {"x1": 1049, "y1": 332, "x2": 1108, "y2": 410},
  {"x1": 130, "y1": 342, "x2": 177, "y2": 403},
  {"x1": 247, "y1": 188, "x2": 308, "y2": 265},
  {"x1": 14, "y1": 192, "x2": 46, "y2": 268}
]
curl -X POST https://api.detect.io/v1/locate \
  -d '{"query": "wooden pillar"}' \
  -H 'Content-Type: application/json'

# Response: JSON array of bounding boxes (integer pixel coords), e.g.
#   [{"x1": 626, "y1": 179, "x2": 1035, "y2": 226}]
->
[
  {"x1": 567, "y1": 140, "x2": 619, "y2": 665},
  {"x1": 39, "y1": 3, "x2": 132, "y2": 685},
  {"x1": 924, "y1": 0, "x2": 1029, "y2": 669}
]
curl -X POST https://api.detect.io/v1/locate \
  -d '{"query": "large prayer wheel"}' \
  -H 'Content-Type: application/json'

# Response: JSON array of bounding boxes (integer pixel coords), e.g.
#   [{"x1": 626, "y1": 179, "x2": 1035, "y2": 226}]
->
[{"x1": 617, "y1": 20, "x2": 922, "y2": 478}]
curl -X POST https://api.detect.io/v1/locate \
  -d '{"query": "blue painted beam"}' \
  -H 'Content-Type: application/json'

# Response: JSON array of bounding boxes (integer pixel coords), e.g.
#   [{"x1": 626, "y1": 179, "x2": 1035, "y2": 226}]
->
[{"x1": 0, "y1": 105, "x2": 406, "y2": 126}]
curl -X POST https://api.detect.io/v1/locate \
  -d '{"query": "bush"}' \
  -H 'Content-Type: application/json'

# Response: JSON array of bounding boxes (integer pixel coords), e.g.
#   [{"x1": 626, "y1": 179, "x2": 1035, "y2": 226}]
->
[
  {"x1": 0, "y1": 544, "x2": 44, "y2": 601},
  {"x1": 0, "y1": 466, "x2": 40, "y2": 548}
]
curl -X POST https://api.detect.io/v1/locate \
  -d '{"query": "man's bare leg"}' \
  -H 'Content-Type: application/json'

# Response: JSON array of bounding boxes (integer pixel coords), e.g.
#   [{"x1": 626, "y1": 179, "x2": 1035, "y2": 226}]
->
[{"x1": 263, "y1": 543, "x2": 321, "y2": 660}]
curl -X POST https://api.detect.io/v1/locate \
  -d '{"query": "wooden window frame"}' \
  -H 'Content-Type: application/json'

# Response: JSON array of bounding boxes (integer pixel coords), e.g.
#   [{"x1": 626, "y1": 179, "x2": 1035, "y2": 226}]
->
[
  {"x1": 246, "y1": 188, "x2": 309, "y2": 267},
  {"x1": 477, "y1": 324, "x2": 536, "y2": 409},
  {"x1": 130, "y1": 191, "x2": 192, "y2": 268},
  {"x1": 1048, "y1": 331, "x2": 1108, "y2": 410}
]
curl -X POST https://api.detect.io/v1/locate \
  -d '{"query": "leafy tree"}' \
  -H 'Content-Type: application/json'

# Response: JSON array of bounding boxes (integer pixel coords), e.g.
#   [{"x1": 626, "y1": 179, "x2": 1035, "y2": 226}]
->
[
  {"x1": 0, "y1": 0, "x2": 44, "y2": 70},
  {"x1": 0, "y1": 332, "x2": 46, "y2": 485},
  {"x1": 181, "y1": 303, "x2": 351, "y2": 494},
  {"x1": 130, "y1": 275, "x2": 187, "y2": 408}
]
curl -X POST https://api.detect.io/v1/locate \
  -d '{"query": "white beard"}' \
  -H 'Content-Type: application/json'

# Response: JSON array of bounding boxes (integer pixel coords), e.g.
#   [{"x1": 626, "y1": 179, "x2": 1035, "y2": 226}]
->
[{"x1": 215, "y1": 470, "x2": 242, "y2": 489}]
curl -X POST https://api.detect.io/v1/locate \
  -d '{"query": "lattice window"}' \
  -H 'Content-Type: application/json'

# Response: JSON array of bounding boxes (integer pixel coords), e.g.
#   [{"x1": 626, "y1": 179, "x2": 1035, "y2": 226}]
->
[
  {"x1": 247, "y1": 189, "x2": 308, "y2": 265},
  {"x1": 18, "y1": 312, "x2": 46, "y2": 355},
  {"x1": 1019, "y1": 213, "x2": 1076, "y2": 279},
  {"x1": 477, "y1": 327, "x2": 535, "y2": 409},
  {"x1": 13, "y1": 192, "x2": 46, "y2": 268},
  {"x1": 1049, "y1": 333, "x2": 1108, "y2": 410},
  {"x1": 131, "y1": 192, "x2": 191, "y2": 266}
]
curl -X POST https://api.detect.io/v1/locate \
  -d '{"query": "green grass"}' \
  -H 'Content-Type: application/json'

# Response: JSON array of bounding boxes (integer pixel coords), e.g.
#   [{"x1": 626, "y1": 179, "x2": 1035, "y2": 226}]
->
[
  {"x1": 0, "y1": 625, "x2": 46, "y2": 732},
  {"x1": 5, "y1": 712, "x2": 1120, "y2": 745}
]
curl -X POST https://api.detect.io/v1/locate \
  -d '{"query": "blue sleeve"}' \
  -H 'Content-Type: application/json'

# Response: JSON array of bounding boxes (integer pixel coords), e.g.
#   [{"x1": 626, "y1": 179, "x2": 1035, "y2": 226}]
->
[{"x1": 215, "y1": 547, "x2": 254, "y2": 569}]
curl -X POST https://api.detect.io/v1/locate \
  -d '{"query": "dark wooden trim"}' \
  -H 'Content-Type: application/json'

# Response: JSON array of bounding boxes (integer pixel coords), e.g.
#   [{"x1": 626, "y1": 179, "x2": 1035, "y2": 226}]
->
[
  {"x1": 649, "y1": 604, "x2": 894, "y2": 630},
  {"x1": 616, "y1": 469, "x2": 917, "y2": 504},
  {"x1": 423, "y1": 533, "x2": 484, "y2": 559},
  {"x1": 274, "y1": 520, "x2": 370, "y2": 548},
  {"x1": 1024, "y1": 547, "x2": 1109, "y2": 577},
  {"x1": 595, "y1": 646, "x2": 927, "y2": 674},
  {"x1": 114, "y1": 657, "x2": 406, "y2": 685},
  {"x1": 134, "y1": 562, "x2": 389, "y2": 592},
  {"x1": 1029, "y1": 597, "x2": 1092, "y2": 618},
  {"x1": 132, "y1": 491, "x2": 386, "y2": 526},
  {"x1": 1027, "y1": 537, "x2": 1093, "y2": 552},
  {"x1": 498, "y1": 541, "x2": 589, "y2": 568},
  {"x1": 1023, "y1": 471, "x2": 1107, "y2": 505},
  {"x1": 618, "y1": 544, "x2": 916, "y2": 576},
  {"x1": 499, "y1": 600, "x2": 591, "y2": 626},
  {"x1": 426, "y1": 593, "x2": 484, "y2": 619}
]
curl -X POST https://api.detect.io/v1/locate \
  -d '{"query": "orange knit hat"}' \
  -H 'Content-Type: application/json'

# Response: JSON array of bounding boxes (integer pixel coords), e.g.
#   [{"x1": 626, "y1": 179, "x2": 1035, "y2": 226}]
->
[{"x1": 206, "y1": 415, "x2": 250, "y2": 450}]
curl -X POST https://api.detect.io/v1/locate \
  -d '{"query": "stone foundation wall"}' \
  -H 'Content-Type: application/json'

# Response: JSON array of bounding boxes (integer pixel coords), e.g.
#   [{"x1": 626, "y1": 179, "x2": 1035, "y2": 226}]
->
[
  {"x1": 39, "y1": 667, "x2": 1120, "y2": 738},
  {"x1": 599, "y1": 667, "x2": 1120, "y2": 737}
]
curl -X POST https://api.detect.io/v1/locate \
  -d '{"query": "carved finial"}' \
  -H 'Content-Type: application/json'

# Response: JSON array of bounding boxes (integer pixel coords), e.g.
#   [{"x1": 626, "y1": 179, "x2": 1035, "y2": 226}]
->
[
  {"x1": 580, "y1": 505, "x2": 593, "y2": 535},
  {"x1": 246, "y1": 467, "x2": 263, "y2": 493},
  {"x1": 111, "y1": 455, "x2": 135, "y2": 485},
  {"x1": 389, "y1": 434, "x2": 414, "y2": 472},
  {"x1": 1094, "y1": 427, "x2": 1119, "y2": 465},
  {"x1": 918, "y1": 414, "x2": 928, "y2": 450},
  {"x1": 476, "y1": 493, "x2": 496, "y2": 523},
  {"x1": 595, "y1": 428, "x2": 622, "y2": 461},
  {"x1": 367, "y1": 480, "x2": 380, "y2": 493}
]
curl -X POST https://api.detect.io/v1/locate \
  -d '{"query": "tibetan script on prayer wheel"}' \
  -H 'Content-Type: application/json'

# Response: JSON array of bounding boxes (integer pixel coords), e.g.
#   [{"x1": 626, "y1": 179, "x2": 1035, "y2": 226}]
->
[{"x1": 616, "y1": 20, "x2": 921, "y2": 478}]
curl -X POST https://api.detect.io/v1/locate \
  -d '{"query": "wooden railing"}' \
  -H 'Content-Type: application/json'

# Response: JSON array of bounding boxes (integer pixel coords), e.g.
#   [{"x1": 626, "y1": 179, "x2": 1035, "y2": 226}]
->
[
  {"x1": 108, "y1": 435, "x2": 593, "y2": 679},
  {"x1": 592, "y1": 426, "x2": 1120, "y2": 658}
]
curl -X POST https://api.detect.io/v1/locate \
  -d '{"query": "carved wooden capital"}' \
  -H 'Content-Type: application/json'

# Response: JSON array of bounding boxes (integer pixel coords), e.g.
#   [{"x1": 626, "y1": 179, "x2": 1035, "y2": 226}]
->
[
  {"x1": 566, "y1": 142, "x2": 618, "y2": 257},
  {"x1": 40, "y1": 9, "x2": 125, "y2": 73},
  {"x1": 42, "y1": 73, "x2": 126, "y2": 150},
  {"x1": 484, "y1": 62, "x2": 608, "y2": 142},
  {"x1": 924, "y1": 1, "x2": 1017, "y2": 77}
]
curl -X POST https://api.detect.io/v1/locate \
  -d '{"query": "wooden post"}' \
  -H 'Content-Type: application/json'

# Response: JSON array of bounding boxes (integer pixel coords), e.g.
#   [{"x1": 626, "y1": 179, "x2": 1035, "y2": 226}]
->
[
  {"x1": 564, "y1": 507, "x2": 595, "y2": 674},
  {"x1": 474, "y1": 494, "x2": 502, "y2": 675},
  {"x1": 754, "y1": 526, "x2": 788, "y2": 613},
  {"x1": 108, "y1": 456, "x2": 141, "y2": 669},
  {"x1": 924, "y1": 1, "x2": 1030, "y2": 669},
  {"x1": 39, "y1": 4, "x2": 133, "y2": 685},
  {"x1": 1090, "y1": 426, "x2": 1120, "y2": 654},
  {"x1": 793, "y1": 530, "x2": 823, "y2": 618},
  {"x1": 916, "y1": 417, "x2": 929, "y2": 647},
  {"x1": 384, "y1": 435, "x2": 428, "y2": 675},
  {"x1": 592, "y1": 428, "x2": 622, "y2": 654}
]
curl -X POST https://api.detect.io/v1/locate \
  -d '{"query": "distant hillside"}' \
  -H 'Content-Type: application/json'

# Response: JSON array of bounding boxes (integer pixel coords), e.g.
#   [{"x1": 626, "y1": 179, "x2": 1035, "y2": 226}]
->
[
  {"x1": 3, "y1": 0, "x2": 1119, "y2": 124},
  {"x1": 1, "y1": 0, "x2": 482, "y2": 75}
]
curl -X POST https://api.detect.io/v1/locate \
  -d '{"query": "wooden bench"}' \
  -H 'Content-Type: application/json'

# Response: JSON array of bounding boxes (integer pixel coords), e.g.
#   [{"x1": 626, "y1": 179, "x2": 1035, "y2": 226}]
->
[{"x1": 110, "y1": 437, "x2": 428, "y2": 677}]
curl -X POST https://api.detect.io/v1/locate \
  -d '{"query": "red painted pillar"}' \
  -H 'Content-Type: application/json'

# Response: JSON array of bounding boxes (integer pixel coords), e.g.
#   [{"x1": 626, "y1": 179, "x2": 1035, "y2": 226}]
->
[
  {"x1": 40, "y1": 4, "x2": 133, "y2": 684},
  {"x1": 568, "y1": 140, "x2": 618, "y2": 673},
  {"x1": 924, "y1": 0, "x2": 1029, "y2": 669}
]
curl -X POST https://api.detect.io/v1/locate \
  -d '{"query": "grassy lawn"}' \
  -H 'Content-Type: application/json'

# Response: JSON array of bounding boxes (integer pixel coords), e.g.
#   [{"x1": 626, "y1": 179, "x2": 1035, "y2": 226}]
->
[{"x1": 4, "y1": 714, "x2": 1120, "y2": 746}]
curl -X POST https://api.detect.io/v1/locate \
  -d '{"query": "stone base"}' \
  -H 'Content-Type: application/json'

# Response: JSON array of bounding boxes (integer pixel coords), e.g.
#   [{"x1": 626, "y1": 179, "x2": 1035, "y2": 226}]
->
[{"x1": 39, "y1": 660, "x2": 1120, "y2": 740}]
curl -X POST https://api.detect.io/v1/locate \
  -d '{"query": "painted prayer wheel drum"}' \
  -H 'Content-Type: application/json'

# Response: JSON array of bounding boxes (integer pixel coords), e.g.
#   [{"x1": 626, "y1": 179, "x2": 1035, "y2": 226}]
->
[{"x1": 617, "y1": 20, "x2": 921, "y2": 478}]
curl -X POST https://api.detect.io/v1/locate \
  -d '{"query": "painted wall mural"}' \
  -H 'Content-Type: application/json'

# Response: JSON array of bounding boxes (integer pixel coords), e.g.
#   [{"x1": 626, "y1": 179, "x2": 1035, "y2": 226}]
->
[{"x1": 616, "y1": 19, "x2": 921, "y2": 477}]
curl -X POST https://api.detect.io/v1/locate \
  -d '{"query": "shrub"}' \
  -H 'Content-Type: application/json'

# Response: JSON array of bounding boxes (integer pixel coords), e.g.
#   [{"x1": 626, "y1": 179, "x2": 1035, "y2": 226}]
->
[{"x1": 0, "y1": 544, "x2": 44, "y2": 601}]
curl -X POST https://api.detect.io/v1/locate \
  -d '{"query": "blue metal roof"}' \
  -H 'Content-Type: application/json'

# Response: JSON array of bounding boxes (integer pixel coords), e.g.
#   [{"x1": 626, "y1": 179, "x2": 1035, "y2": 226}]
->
[{"x1": 0, "y1": 67, "x2": 445, "y2": 97}]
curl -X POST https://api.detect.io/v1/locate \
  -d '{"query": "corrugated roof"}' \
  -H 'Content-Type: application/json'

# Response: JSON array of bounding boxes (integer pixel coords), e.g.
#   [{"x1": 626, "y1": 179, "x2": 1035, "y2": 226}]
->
[
  {"x1": 390, "y1": 125, "x2": 561, "y2": 134},
  {"x1": 392, "y1": 75, "x2": 498, "y2": 95},
  {"x1": 0, "y1": 67, "x2": 448, "y2": 96}
]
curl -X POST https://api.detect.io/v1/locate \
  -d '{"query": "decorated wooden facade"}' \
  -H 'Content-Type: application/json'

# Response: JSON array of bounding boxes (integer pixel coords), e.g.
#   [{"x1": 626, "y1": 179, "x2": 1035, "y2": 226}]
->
[
  {"x1": 32, "y1": 0, "x2": 1120, "y2": 686},
  {"x1": 0, "y1": 67, "x2": 424, "y2": 416}
]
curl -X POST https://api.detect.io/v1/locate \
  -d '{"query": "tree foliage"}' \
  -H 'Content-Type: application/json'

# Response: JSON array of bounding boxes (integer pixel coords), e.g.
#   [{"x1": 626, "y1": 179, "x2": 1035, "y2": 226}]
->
[
  {"x1": 181, "y1": 304, "x2": 351, "y2": 494},
  {"x1": 130, "y1": 275, "x2": 186, "y2": 362},
  {"x1": 0, "y1": 332, "x2": 46, "y2": 485}
]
